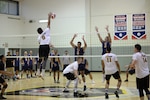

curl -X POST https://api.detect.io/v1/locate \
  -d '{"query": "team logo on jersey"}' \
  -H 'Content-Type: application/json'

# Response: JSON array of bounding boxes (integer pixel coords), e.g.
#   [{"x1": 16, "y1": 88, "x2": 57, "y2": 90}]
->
[
  {"x1": 132, "y1": 31, "x2": 146, "y2": 39},
  {"x1": 6, "y1": 86, "x2": 124, "y2": 98},
  {"x1": 114, "y1": 32, "x2": 128, "y2": 40}
]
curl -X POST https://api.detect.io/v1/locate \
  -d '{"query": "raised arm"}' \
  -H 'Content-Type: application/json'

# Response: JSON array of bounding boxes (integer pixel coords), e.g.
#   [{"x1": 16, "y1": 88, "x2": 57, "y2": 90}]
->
[
  {"x1": 82, "y1": 35, "x2": 87, "y2": 51},
  {"x1": 105, "y1": 25, "x2": 112, "y2": 43},
  {"x1": 70, "y1": 34, "x2": 77, "y2": 48},
  {"x1": 47, "y1": 12, "x2": 52, "y2": 28},
  {"x1": 95, "y1": 26, "x2": 103, "y2": 43}
]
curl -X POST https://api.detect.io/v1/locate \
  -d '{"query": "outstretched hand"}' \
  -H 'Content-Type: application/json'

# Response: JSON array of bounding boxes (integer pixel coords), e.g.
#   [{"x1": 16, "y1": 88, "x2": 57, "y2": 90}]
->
[
  {"x1": 95, "y1": 26, "x2": 99, "y2": 32},
  {"x1": 82, "y1": 35, "x2": 84, "y2": 40},
  {"x1": 48, "y1": 12, "x2": 53, "y2": 17},
  {"x1": 105, "y1": 25, "x2": 109, "y2": 32},
  {"x1": 73, "y1": 34, "x2": 77, "y2": 38}
]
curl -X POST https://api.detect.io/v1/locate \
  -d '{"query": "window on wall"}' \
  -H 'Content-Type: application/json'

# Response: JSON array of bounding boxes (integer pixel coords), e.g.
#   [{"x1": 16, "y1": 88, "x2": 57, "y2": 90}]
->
[{"x1": 0, "y1": 0, "x2": 19, "y2": 16}]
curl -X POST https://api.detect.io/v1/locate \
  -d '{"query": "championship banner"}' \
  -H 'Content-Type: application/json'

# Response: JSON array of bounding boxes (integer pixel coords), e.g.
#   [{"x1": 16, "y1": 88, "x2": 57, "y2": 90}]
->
[
  {"x1": 132, "y1": 14, "x2": 146, "y2": 39},
  {"x1": 114, "y1": 15, "x2": 127, "y2": 40}
]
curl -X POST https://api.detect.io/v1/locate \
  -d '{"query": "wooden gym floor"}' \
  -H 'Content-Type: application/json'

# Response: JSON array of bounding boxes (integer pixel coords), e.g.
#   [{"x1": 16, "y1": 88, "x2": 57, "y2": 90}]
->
[{"x1": 3, "y1": 72, "x2": 150, "y2": 100}]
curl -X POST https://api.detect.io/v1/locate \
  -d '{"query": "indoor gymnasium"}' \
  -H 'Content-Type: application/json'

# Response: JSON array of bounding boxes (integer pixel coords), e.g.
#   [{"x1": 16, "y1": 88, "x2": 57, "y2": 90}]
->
[{"x1": 0, "y1": 0, "x2": 150, "y2": 100}]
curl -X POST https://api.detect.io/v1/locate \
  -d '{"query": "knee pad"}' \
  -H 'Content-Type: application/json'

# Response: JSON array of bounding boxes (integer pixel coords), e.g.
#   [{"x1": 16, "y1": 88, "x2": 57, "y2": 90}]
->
[
  {"x1": 118, "y1": 79, "x2": 122, "y2": 82},
  {"x1": 3, "y1": 84, "x2": 8, "y2": 89},
  {"x1": 38, "y1": 59, "x2": 42, "y2": 63},
  {"x1": 139, "y1": 89, "x2": 144, "y2": 97}
]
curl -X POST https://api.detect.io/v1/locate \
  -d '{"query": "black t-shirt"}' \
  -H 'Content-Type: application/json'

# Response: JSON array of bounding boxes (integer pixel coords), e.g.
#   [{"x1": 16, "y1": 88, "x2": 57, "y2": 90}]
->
[
  {"x1": 6, "y1": 57, "x2": 14, "y2": 68},
  {"x1": 0, "y1": 61, "x2": 5, "y2": 71}
]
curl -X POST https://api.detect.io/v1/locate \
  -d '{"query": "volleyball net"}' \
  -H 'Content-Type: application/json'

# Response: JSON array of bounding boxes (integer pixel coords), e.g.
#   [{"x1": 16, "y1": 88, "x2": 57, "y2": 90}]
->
[
  {"x1": 5, "y1": 54, "x2": 150, "y2": 72},
  {"x1": 0, "y1": 32, "x2": 150, "y2": 71}
]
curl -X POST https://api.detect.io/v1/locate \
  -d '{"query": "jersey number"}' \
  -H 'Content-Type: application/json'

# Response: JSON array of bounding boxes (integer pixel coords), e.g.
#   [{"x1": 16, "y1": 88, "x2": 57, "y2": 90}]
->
[
  {"x1": 143, "y1": 57, "x2": 147, "y2": 62},
  {"x1": 106, "y1": 57, "x2": 112, "y2": 62}
]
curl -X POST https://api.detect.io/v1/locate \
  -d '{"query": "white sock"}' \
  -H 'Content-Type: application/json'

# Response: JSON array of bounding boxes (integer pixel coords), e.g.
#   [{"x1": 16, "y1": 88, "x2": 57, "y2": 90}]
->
[
  {"x1": 37, "y1": 69, "x2": 40, "y2": 76},
  {"x1": 84, "y1": 82, "x2": 86, "y2": 86},
  {"x1": 74, "y1": 78, "x2": 78, "y2": 92},
  {"x1": 65, "y1": 80, "x2": 72, "y2": 90},
  {"x1": 41, "y1": 69, "x2": 45, "y2": 76}
]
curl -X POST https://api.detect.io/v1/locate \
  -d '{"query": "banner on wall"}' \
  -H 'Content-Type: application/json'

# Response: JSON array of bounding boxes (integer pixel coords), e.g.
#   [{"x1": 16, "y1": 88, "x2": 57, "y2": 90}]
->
[
  {"x1": 114, "y1": 15, "x2": 127, "y2": 40},
  {"x1": 132, "y1": 14, "x2": 146, "y2": 39}
]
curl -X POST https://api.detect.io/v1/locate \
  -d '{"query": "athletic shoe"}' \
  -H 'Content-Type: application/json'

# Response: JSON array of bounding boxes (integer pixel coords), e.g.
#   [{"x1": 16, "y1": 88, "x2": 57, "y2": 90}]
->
[
  {"x1": 0, "y1": 95, "x2": 6, "y2": 99},
  {"x1": 39, "y1": 74, "x2": 44, "y2": 80},
  {"x1": 74, "y1": 92, "x2": 78, "y2": 97},
  {"x1": 83, "y1": 85, "x2": 86, "y2": 91},
  {"x1": 63, "y1": 89, "x2": 69, "y2": 93},
  {"x1": 114, "y1": 91, "x2": 119, "y2": 98},
  {"x1": 105, "y1": 93, "x2": 109, "y2": 99},
  {"x1": 57, "y1": 80, "x2": 60, "y2": 83},
  {"x1": 91, "y1": 80, "x2": 95, "y2": 84},
  {"x1": 124, "y1": 79, "x2": 128, "y2": 82}
]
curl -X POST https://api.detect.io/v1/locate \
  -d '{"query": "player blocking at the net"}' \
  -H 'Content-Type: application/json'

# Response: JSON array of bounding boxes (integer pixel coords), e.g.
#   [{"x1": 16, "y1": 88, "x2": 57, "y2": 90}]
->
[{"x1": 36, "y1": 12, "x2": 55, "y2": 79}]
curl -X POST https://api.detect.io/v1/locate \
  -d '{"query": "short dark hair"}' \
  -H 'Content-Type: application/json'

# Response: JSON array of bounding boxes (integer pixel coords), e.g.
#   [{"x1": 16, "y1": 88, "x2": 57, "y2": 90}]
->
[
  {"x1": 135, "y1": 44, "x2": 141, "y2": 51},
  {"x1": 37, "y1": 27, "x2": 43, "y2": 34},
  {"x1": 77, "y1": 57, "x2": 83, "y2": 60},
  {"x1": 0, "y1": 55, "x2": 4, "y2": 60},
  {"x1": 77, "y1": 41, "x2": 81, "y2": 45},
  {"x1": 106, "y1": 47, "x2": 111, "y2": 53}
]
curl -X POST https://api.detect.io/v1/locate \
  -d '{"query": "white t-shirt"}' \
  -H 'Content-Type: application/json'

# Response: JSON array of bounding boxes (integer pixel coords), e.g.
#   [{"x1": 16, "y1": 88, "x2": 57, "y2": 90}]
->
[
  {"x1": 102, "y1": 53, "x2": 118, "y2": 75},
  {"x1": 37, "y1": 28, "x2": 50, "y2": 45},
  {"x1": 62, "y1": 54, "x2": 70, "y2": 65},
  {"x1": 132, "y1": 52, "x2": 149, "y2": 78},
  {"x1": 63, "y1": 61, "x2": 78, "y2": 74}
]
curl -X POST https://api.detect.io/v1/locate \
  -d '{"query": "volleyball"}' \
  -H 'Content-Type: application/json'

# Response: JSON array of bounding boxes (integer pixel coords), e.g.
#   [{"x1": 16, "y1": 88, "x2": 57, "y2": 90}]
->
[{"x1": 51, "y1": 13, "x2": 56, "y2": 19}]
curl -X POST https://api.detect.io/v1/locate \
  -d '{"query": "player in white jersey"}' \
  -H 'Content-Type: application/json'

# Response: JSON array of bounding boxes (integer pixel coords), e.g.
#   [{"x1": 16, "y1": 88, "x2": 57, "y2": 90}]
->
[
  {"x1": 101, "y1": 47, "x2": 122, "y2": 99},
  {"x1": 130, "y1": 44, "x2": 150, "y2": 100},
  {"x1": 36, "y1": 12, "x2": 53, "y2": 78},
  {"x1": 63, "y1": 57, "x2": 82, "y2": 97}
]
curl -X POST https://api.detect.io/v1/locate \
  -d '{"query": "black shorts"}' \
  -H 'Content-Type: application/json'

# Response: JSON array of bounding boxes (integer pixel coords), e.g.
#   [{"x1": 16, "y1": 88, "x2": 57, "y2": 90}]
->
[
  {"x1": 39, "y1": 45, "x2": 50, "y2": 58},
  {"x1": 52, "y1": 63, "x2": 59, "y2": 71},
  {"x1": 63, "y1": 64, "x2": 69, "y2": 70},
  {"x1": 22, "y1": 65, "x2": 28, "y2": 71},
  {"x1": 64, "y1": 73, "x2": 76, "y2": 80},
  {"x1": 106, "y1": 71, "x2": 121, "y2": 80},
  {"x1": 0, "y1": 77, "x2": 5, "y2": 84},
  {"x1": 15, "y1": 66, "x2": 19, "y2": 71},
  {"x1": 136, "y1": 75, "x2": 149, "y2": 89},
  {"x1": 84, "y1": 68, "x2": 90, "y2": 75},
  {"x1": 78, "y1": 64, "x2": 85, "y2": 71},
  {"x1": 28, "y1": 65, "x2": 33, "y2": 70}
]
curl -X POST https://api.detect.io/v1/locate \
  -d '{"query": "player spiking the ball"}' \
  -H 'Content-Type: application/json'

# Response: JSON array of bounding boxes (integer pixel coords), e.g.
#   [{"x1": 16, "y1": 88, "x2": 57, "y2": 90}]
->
[{"x1": 37, "y1": 12, "x2": 55, "y2": 79}]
